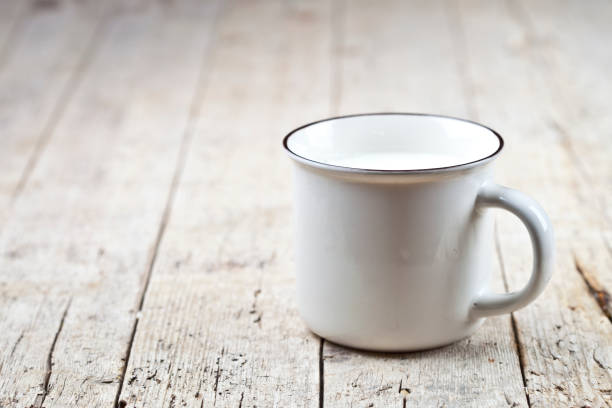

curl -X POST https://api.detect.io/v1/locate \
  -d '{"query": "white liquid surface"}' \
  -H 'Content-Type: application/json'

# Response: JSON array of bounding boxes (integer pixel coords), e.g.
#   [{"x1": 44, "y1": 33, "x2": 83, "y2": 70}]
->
[{"x1": 332, "y1": 152, "x2": 464, "y2": 170}]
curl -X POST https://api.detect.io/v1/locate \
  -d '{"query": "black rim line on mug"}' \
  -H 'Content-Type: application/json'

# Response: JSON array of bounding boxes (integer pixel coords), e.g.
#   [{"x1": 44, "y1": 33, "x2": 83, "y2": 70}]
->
[{"x1": 282, "y1": 112, "x2": 505, "y2": 175}]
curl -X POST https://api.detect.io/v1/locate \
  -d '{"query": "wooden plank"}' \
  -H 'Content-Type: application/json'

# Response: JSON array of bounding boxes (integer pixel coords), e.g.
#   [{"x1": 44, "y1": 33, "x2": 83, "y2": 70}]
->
[
  {"x1": 322, "y1": 0, "x2": 528, "y2": 406},
  {"x1": 0, "y1": 2, "x2": 104, "y2": 221},
  {"x1": 117, "y1": 0, "x2": 333, "y2": 406},
  {"x1": 456, "y1": 0, "x2": 612, "y2": 406},
  {"x1": 510, "y1": 0, "x2": 612, "y2": 321},
  {"x1": 0, "y1": 3, "x2": 220, "y2": 407}
]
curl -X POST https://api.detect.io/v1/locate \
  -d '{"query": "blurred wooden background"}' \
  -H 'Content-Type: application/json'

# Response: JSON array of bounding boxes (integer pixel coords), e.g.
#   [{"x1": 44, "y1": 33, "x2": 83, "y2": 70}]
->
[{"x1": 0, "y1": 0, "x2": 610, "y2": 406}]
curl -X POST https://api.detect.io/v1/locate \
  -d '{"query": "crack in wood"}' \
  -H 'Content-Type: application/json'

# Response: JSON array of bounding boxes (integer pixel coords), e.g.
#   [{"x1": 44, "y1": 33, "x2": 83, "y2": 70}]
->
[
  {"x1": 32, "y1": 298, "x2": 72, "y2": 408},
  {"x1": 213, "y1": 355, "x2": 222, "y2": 406},
  {"x1": 574, "y1": 256, "x2": 612, "y2": 323},
  {"x1": 194, "y1": 380, "x2": 203, "y2": 403},
  {"x1": 319, "y1": 338, "x2": 324, "y2": 408},
  {"x1": 398, "y1": 378, "x2": 411, "y2": 407},
  {"x1": 9, "y1": 331, "x2": 24, "y2": 358},
  {"x1": 510, "y1": 314, "x2": 531, "y2": 408},
  {"x1": 593, "y1": 348, "x2": 611, "y2": 371},
  {"x1": 494, "y1": 224, "x2": 532, "y2": 408},
  {"x1": 250, "y1": 289, "x2": 263, "y2": 326}
]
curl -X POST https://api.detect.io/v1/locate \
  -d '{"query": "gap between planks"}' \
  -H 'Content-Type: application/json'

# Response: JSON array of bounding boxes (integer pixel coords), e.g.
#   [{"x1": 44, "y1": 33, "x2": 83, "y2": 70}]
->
[
  {"x1": 32, "y1": 298, "x2": 72, "y2": 408},
  {"x1": 318, "y1": 338, "x2": 324, "y2": 408},
  {"x1": 322, "y1": 0, "x2": 528, "y2": 406},
  {"x1": 319, "y1": 0, "x2": 346, "y2": 405},
  {"x1": 113, "y1": 2, "x2": 225, "y2": 406},
  {"x1": 452, "y1": 0, "x2": 532, "y2": 404},
  {"x1": 495, "y1": 224, "x2": 531, "y2": 407},
  {"x1": 449, "y1": 1, "x2": 533, "y2": 405}
]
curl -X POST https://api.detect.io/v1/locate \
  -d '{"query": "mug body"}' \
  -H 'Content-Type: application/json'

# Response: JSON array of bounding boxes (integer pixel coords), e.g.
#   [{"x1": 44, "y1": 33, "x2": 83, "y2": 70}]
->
[
  {"x1": 284, "y1": 113, "x2": 504, "y2": 351},
  {"x1": 293, "y1": 164, "x2": 492, "y2": 351}
]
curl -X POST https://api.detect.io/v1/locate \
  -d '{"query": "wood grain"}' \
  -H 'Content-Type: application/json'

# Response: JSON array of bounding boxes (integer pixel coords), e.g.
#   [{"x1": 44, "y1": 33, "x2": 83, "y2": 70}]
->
[
  {"x1": 456, "y1": 0, "x2": 612, "y2": 406},
  {"x1": 117, "y1": 0, "x2": 333, "y2": 406},
  {"x1": 322, "y1": 0, "x2": 528, "y2": 406},
  {"x1": 0, "y1": 3, "x2": 220, "y2": 406}
]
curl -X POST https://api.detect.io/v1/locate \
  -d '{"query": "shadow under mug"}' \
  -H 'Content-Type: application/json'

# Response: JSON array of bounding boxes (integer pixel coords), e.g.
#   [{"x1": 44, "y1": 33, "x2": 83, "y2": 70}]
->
[{"x1": 283, "y1": 113, "x2": 554, "y2": 352}]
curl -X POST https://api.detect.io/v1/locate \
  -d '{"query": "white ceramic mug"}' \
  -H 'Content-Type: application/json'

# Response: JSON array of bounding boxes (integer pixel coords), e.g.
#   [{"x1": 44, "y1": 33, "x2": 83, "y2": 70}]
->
[{"x1": 283, "y1": 113, "x2": 554, "y2": 351}]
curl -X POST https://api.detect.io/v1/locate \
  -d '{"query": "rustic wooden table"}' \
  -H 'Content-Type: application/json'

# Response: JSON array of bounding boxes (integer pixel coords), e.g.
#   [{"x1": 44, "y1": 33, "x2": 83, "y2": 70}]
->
[{"x1": 0, "y1": 0, "x2": 610, "y2": 407}]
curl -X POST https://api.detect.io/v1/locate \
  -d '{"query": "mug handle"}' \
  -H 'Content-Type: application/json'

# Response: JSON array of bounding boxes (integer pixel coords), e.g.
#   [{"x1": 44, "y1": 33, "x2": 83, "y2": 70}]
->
[{"x1": 471, "y1": 182, "x2": 554, "y2": 318}]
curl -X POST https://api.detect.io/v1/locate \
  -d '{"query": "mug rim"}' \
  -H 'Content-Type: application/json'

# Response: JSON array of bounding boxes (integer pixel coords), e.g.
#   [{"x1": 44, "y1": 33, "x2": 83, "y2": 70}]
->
[{"x1": 282, "y1": 112, "x2": 505, "y2": 175}]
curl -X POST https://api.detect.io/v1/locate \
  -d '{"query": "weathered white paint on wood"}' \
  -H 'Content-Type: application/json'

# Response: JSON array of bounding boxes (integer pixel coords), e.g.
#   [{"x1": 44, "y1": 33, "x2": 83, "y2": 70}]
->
[
  {"x1": 322, "y1": 0, "x2": 528, "y2": 406},
  {"x1": 0, "y1": 3, "x2": 220, "y2": 407},
  {"x1": 0, "y1": 0, "x2": 609, "y2": 406},
  {"x1": 457, "y1": 0, "x2": 612, "y2": 406},
  {"x1": 117, "y1": 0, "x2": 333, "y2": 406}
]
